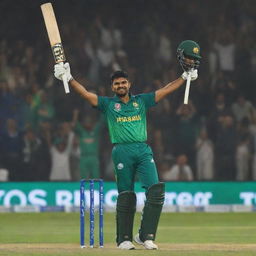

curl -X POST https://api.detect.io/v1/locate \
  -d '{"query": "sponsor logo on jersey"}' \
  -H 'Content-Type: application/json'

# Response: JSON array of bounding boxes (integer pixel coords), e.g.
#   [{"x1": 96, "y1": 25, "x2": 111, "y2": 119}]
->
[{"x1": 116, "y1": 115, "x2": 141, "y2": 123}]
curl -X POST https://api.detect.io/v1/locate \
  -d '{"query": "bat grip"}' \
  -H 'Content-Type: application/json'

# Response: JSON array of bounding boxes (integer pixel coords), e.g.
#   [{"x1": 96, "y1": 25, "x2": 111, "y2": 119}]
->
[
  {"x1": 62, "y1": 73, "x2": 70, "y2": 94},
  {"x1": 183, "y1": 72, "x2": 191, "y2": 105},
  {"x1": 60, "y1": 62, "x2": 70, "y2": 94}
]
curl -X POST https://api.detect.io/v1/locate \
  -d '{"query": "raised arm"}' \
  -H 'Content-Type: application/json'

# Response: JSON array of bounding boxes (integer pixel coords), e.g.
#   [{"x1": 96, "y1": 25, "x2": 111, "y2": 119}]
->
[
  {"x1": 155, "y1": 69, "x2": 198, "y2": 103},
  {"x1": 71, "y1": 108, "x2": 79, "y2": 128},
  {"x1": 155, "y1": 77, "x2": 185, "y2": 103},
  {"x1": 69, "y1": 79, "x2": 98, "y2": 106},
  {"x1": 155, "y1": 39, "x2": 202, "y2": 103},
  {"x1": 54, "y1": 63, "x2": 98, "y2": 106}
]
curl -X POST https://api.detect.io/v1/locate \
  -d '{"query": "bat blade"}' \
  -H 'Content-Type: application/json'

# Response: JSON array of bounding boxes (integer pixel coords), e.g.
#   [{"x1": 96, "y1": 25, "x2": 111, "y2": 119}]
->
[
  {"x1": 41, "y1": 3, "x2": 70, "y2": 93},
  {"x1": 41, "y1": 3, "x2": 61, "y2": 47}
]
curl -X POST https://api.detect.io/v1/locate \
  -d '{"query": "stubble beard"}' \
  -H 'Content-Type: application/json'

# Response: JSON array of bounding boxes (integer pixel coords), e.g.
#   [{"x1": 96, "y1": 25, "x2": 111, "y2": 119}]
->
[{"x1": 116, "y1": 88, "x2": 128, "y2": 98}]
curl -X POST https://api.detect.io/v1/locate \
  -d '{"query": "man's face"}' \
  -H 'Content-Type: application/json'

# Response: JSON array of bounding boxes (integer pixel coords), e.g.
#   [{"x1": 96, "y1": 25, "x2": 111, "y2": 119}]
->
[
  {"x1": 184, "y1": 57, "x2": 195, "y2": 66},
  {"x1": 182, "y1": 55, "x2": 199, "y2": 70},
  {"x1": 111, "y1": 77, "x2": 130, "y2": 97}
]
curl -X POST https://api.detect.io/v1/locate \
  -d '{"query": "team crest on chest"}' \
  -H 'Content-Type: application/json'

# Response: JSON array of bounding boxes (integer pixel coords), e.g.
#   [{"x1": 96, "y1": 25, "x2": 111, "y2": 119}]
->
[
  {"x1": 114, "y1": 103, "x2": 121, "y2": 111},
  {"x1": 133, "y1": 101, "x2": 139, "y2": 109}
]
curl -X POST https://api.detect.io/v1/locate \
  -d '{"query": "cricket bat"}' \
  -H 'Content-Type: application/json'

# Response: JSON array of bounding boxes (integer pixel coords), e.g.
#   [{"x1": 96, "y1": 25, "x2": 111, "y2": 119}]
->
[
  {"x1": 183, "y1": 70, "x2": 192, "y2": 104},
  {"x1": 41, "y1": 3, "x2": 70, "y2": 93}
]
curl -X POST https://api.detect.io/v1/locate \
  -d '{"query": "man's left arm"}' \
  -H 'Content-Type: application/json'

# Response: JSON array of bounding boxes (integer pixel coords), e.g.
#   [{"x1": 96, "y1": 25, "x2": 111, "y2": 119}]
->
[
  {"x1": 155, "y1": 77, "x2": 185, "y2": 103},
  {"x1": 155, "y1": 69, "x2": 198, "y2": 103}
]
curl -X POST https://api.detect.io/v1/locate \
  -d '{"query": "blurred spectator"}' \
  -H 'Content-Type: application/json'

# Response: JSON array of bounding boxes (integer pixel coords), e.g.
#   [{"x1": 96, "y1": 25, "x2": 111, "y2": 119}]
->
[
  {"x1": 35, "y1": 125, "x2": 51, "y2": 181},
  {"x1": 0, "y1": 119, "x2": 23, "y2": 181},
  {"x1": 213, "y1": 30, "x2": 236, "y2": 78},
  {"x1": 207, "y1": 92, "x2": 232, "y2": 141},
  {"x1": 223, "y1": 79, "x2": 239, "y2": 106},
  {"x1": 174, "y1": 101, "x2": 199, "y2": 171},
  {"x1": 19, "y1": 91, "x2": 36, "y2": 130},
  {"x1": 215, "y1": 114, "x2": 237, "y2": 180},
  {"x1": 231, "y1": 94, "x2": 255, "y2": 123},
  {"x1": 69, "y1": 134, "x2": 80, "y2": 181},
  {"x1": 192, "y1": 76, "x2": 213, "y2": 118},
  {"x1": 236, "y1": 118, "x2": 254, "y2": 181},
  {"x1": 21, "y1": 128, "x2": 43, "y2": 181},
  {"x1": 72, "y1": 109, "x2": 104, "y2": 179},
  {"x1": 208, "y1": 35, "x2": 218, "y2": 77},
  {"x1": 155, "y1": 30, "x2": 172, "y2": 74},
  {"x1": 8, "y1": 66, "x2": 27, "y2": 92},
  {"x1": 249, "y1": 115, "x2": 256, "y2": 180},
  {"x1": 30, "y1": 82, "x2": 42, "y2": 108},
  {"x1": 0, "y1": 80, "x2": 20, "y2": 132},
  {"x1": 94, "y1": 17, "x2": 123, "y2": 83},
  {"x1": 196, "y1": 128, "x2": 214, "y2": 180},
  {"x1": 0, "y1": 168, "x2": 9, "y2": 181},
  {"x1": 149, "y1": 80, "x2": 175, "y2": 150},
  {"x1": 0, "y1": 52, "x2": 9, "y2": 81},
  {"x1": 159, "y1": 160, "x2": 173, "y2": 181},
  {"x1": 151, "y1": 129, "x2": 165, "y2": 164},
  {"x1": 162, "y1": 154, "x2": 194, "y2": 181},
  {"x1": 46, "y1": 125, "x2": 74, "y2": 181},
  {"x1": 34, "y1": 91, "x2": 55, "y2": 130}
]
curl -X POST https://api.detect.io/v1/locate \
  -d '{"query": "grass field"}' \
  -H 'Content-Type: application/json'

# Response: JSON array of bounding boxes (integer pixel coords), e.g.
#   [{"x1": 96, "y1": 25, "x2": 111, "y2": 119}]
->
[{"x1": 1, "y1": 212, "x2": 256, "y2": 256}]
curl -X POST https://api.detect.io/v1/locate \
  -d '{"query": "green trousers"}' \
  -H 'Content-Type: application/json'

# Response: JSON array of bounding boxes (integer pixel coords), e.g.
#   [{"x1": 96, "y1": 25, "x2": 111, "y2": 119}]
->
[
  {"x1": 112, "y1": 142, "x2": 159, "y2": 192},
  {"x1": 80, "y1": 155, "x2": 100, "y2": 179}
]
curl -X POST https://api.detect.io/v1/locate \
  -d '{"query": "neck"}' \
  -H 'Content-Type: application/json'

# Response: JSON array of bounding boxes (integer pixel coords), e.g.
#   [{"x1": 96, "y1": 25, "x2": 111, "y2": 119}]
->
[{"x1": 119, "y1": 94, "x2": 130, "y2": 103}]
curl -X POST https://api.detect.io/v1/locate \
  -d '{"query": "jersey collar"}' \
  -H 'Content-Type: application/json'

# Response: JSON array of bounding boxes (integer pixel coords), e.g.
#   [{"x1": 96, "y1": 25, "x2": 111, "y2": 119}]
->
[{"x1": 114, "y1": 93, "x2": 134, "y2": 103}]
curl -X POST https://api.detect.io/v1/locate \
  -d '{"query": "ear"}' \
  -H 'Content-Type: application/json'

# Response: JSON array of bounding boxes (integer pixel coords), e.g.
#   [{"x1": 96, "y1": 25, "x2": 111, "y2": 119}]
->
[{"x1": 111, "y1": 84, "x2": 115, "y2": 92}]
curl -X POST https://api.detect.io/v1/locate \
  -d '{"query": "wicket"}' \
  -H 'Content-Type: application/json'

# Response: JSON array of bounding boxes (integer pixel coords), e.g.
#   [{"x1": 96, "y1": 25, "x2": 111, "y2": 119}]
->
[{"x1": 80, "y1": 179, "x2": 104, "y2": 248}]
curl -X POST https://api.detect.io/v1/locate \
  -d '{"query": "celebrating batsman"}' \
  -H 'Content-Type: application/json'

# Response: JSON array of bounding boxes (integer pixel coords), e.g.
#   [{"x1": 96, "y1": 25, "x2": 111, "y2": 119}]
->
[{"x1": 54, "y1": 40, "x2": 201, "y2": 250}]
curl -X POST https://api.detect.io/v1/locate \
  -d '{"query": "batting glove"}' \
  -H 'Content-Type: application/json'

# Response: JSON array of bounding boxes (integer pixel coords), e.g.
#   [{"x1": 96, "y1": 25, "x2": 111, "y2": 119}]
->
[
  {"x1": 181, "y1": 69, "x2": 198, "y2": 81},
  {"x1": 54, "y1": 62, "x2": 73, "y2": 82}
]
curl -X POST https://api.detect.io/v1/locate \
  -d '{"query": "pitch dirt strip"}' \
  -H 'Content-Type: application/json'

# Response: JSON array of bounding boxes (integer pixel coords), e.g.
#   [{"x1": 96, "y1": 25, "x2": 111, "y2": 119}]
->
[
  {"x1": 1, "y1": 243, "x2": 256, "y2": 251},
  {"x1": 161, "y1": 243, "x2": 256, "y2": 251}
]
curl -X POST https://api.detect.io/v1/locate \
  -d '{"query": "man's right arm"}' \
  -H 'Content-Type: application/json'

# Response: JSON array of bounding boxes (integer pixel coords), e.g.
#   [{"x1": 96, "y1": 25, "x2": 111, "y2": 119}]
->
[
  {"x1": 69, "y1": 79, "x2": 98, "y2": 107},
  {"x1": 54, "y1": 63, "x2": 98, "y2": 107}
]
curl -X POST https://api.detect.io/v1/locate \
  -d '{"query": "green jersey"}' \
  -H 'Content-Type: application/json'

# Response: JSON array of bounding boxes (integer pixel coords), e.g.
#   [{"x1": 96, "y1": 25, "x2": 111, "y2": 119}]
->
[
  {"x1": 96, "y1": 92, "x2": 156, "y2": 144},
  {"x1": 74, "y1": 117, "x2": 104, "y2": 155}
]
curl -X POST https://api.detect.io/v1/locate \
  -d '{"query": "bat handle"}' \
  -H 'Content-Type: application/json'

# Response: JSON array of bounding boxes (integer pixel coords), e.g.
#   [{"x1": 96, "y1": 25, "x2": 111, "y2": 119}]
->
[
  {"x1": 62, "y1": 73, "x2": 70, "y2": 94},
  {"x1": 60, "y1": 62, "x2": 70, "y2": 94},
  {"x1": 183, "y1": 72, "x2": 191, "y2": 105}
]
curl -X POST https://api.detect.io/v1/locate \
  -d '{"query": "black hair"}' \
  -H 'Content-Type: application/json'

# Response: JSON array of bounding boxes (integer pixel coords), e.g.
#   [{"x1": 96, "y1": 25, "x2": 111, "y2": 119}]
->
[{"x1": 110, "y1": 70, "x2": 129, "y2": 84}]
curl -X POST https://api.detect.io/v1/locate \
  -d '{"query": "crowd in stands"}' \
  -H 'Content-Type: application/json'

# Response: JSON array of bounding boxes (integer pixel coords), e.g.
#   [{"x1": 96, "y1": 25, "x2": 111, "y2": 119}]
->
[{"x1": 0, "y1": 0, "x2": 256, "y2": 181}]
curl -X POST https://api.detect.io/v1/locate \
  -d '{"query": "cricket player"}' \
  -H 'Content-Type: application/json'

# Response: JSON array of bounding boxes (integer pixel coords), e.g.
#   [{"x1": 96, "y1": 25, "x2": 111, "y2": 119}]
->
[
  {"x1": 54, "y1": 40, "x2": 201, "y2": 250},
  {"x1": 72, "y1": 109, "x2": 104, "y2": 179}
]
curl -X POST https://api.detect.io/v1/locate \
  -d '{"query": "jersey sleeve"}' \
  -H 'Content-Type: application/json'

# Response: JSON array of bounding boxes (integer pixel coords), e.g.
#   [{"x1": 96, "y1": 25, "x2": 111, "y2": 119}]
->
[
  {"x1": 95, "y1": 96, "x2": 110, "y2": 113},
  {"x1": 139, "y1": 92, "x2": 157, "y2": 109}
]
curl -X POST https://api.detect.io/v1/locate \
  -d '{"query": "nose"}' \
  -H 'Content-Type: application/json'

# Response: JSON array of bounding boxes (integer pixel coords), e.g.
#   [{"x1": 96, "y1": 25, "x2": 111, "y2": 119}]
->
[{"x1": 186, "y1": 58, "x2": 195, "y2": 64}]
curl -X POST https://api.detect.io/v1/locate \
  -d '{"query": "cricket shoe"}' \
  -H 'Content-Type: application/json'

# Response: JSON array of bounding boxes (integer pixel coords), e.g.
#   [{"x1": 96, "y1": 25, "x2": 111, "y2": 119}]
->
[
  {"x1": 134, "y1": 233, "x2": 158, "y2": 250},
  {"x1": 118, "y1": 241, "x2": 135, "y2": 250}
]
